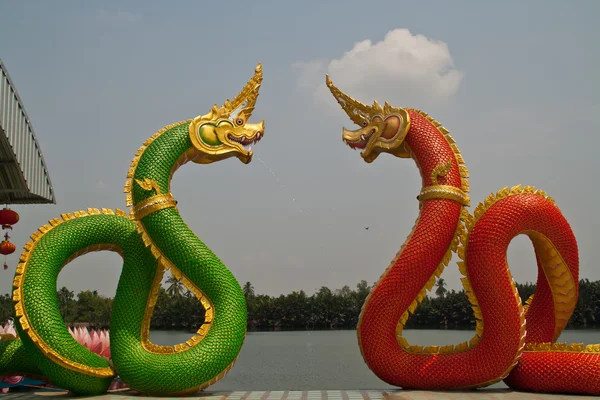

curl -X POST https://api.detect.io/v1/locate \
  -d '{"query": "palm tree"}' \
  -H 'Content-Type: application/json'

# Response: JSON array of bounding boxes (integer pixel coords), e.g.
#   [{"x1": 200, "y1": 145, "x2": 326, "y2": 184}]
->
[
  {"x1": 243, "y1": 282, "x2": 255, "y2": 299},
  {"x1": 165, "y1": 275, "x2": 185, "y2": 297},
  {"x1": 435, "y1": 278, "x2": 448, "y2": 299}
]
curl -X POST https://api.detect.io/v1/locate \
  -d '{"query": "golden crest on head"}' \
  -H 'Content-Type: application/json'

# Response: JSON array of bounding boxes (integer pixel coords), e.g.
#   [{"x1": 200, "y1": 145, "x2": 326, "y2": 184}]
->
[
  {"x1": 189, "y1": 63, "x2": 265, "y2": 164},
  {"x1": 325, "y1": 74, "x2": 411, "y2": 162}
]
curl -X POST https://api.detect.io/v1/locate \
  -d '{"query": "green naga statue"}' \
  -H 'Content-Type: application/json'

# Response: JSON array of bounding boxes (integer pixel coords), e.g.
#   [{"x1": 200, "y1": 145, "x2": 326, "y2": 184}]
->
[{"x1": 0, "y1": 63, "x2": 265, "y2": 396}]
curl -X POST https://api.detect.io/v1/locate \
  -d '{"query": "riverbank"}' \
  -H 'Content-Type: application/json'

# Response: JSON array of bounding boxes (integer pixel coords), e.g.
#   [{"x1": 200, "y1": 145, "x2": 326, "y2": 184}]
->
[{"x1": 6, "y1": 278, "x2": 597, "y2": 333}]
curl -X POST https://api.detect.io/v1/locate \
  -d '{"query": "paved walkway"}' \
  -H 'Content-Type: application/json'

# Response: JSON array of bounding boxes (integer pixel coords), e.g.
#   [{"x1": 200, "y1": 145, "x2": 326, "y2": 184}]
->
[{"x1": 0, "y1": 389, "x2": 596, "y2": 400}]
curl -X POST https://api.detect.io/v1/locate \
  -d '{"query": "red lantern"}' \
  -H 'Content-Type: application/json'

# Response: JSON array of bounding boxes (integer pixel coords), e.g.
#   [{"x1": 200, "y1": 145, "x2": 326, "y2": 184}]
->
[
  {"x1": 0, "y1": 230, "x2": 15, "y2": 271},
  {"x1": 0, "y1": 207, "x2": 18, "y2": 230},
  {"x1": 0, "y1": 239, "x2": 15, "y2": 255}
]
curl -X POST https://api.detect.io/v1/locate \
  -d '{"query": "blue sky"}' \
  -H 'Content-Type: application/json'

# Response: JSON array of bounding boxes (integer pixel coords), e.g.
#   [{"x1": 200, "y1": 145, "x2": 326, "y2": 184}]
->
[{"x1": 0, "y1": 0, "x2": 598, "y2": 298}]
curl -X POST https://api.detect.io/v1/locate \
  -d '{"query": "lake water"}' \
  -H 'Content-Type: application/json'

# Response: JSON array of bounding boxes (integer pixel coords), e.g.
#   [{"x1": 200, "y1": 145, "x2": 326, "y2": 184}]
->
[{"x1": 149, "y1": 329, "x2": 600, "y2": 391}]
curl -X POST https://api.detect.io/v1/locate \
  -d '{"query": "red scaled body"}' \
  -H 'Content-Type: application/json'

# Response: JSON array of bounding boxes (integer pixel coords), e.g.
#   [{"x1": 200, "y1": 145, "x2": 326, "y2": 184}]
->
[{"x1": 355, "y1": 110, "x2": 599, "y2": 394}]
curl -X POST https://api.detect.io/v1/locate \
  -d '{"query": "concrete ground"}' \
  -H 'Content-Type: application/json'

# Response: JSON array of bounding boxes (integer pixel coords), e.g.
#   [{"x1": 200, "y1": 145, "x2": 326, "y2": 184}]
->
[{"x1": 0, "y1": 389, "x2": 596, "y2": 400}]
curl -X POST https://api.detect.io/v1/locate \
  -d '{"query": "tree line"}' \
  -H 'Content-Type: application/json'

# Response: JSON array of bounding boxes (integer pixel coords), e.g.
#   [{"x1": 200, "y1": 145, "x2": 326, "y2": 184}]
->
[{"x1": 1, "y1": 277, "x2": 600, "y2": 331}]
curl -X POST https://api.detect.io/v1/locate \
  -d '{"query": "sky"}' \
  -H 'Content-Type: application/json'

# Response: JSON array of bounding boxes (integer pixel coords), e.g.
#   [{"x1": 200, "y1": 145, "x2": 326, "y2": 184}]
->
[{"x1": 0, "y1": 0, "x2": 598, "y2": 300}]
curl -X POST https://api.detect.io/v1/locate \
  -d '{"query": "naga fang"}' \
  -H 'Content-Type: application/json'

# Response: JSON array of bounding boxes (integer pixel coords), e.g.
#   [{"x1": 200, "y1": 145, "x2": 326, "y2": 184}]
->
[
  {"x1": 0, "y1": 64, "x2": 265, "y2": 396},
  {"x1": 325, "y1": 74, "x2": 600, "y2": 395}
]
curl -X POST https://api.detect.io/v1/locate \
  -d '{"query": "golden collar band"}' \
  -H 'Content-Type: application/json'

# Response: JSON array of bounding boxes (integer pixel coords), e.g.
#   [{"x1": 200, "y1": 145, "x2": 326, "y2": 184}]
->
[
  {"x1": 419, "y1": 185, "x2": 470, "y2": 207},
  {"x1": 131, "y1": 193, "x2": 177, "y2": 220}
]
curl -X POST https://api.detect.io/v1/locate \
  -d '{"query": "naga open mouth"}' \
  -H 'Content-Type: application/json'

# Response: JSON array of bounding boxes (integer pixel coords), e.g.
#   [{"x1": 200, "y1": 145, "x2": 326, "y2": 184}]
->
[
  {"x1": 228, "y1": 132, "x2": 263, "y2": 151},
  {"x1": 344, "y1": 129, "x2": 374, "y2": 150}
]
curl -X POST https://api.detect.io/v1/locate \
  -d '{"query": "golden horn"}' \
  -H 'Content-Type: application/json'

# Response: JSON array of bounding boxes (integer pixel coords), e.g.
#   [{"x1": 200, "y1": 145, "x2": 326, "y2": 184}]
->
[
  {"x1": 226, "y1": 63, "x2": 263, "y2": 119},
  {"x1": 325, "y1": 74, "x2": 375, "y2": 126}
]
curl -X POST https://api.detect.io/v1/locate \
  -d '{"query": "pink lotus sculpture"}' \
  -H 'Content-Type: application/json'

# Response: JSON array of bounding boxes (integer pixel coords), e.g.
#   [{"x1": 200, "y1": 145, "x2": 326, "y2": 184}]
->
[
  {"x1": 68, "y1": 326, "x2": 111, "y2": 360},
  {"x1": 1, "y1": 323, "x2": 128, "y2": 392},
  {"x1": 0, "y1": 321, "x2": 16, "y2": 338},
  {"x1": 1, "y1": 321, "x2": 23, "y2": 393},
  {"x1": 67, "y1": 326, "x2": 127, "y2": 391}
]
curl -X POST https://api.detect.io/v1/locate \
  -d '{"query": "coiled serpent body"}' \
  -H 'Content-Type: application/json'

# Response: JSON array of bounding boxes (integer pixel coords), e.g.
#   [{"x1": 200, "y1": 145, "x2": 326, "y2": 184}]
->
[
  {"x1": 326, "y1": 75, "x2": 600, "y2": 396},
  {"x1": 0, "y1": 64, "x2": 265, "y2": 396}
]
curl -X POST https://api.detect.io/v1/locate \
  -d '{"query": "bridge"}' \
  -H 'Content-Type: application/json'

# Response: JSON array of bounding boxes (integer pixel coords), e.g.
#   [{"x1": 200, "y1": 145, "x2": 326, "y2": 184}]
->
[{"x1": 0, "y1": 58, "x2": 54, "y2": 204}]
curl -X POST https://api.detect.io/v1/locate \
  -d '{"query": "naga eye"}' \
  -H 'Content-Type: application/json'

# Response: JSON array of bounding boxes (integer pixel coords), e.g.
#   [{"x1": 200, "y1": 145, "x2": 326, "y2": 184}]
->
[
  {"x1": 236, "y1": 118, "x2": 244, "y2": 126},
  {"x1": 361, "y1": 120, "x2": 368, "y2": 127}
]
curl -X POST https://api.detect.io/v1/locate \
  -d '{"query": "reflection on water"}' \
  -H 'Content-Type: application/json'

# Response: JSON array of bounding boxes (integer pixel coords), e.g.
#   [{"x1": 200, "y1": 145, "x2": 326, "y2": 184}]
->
[{"x1": 149, "y1": 329, "x2": 600, "y2": 391}]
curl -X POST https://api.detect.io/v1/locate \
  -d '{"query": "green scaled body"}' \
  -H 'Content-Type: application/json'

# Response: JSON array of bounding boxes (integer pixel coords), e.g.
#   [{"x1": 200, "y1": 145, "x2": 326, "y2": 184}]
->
[{"x1": 0, "y1": 120, "x2": 248, "y2": 395}]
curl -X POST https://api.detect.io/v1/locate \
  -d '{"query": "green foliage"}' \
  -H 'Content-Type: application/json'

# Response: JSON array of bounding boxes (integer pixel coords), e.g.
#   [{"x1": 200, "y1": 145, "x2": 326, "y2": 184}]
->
[
  {"x1": 0, "y1": 293, "x2": 12, "y2": 324},
  {"x1": 2, "y1": 279, "x2": 600, "y2": 331},
  {"x1": 55, "y1": 288, "x2": 113, "y2": 329}
]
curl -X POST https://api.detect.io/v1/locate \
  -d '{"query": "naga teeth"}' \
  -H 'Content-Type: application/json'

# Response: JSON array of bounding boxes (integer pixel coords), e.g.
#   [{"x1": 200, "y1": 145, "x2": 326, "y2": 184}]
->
[
  {"x1": 361, "y1": 135, "x2": 366, "y2": 141},
  {"x1": 230, "y1": 134, "x2": 261, "y2": 148}
]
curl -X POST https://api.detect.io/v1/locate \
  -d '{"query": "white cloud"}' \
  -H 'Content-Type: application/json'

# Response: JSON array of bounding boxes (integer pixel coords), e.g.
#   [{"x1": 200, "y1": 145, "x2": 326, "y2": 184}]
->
[{"x1": 295, "y1": 29, "x2": 463, "y2": 109}]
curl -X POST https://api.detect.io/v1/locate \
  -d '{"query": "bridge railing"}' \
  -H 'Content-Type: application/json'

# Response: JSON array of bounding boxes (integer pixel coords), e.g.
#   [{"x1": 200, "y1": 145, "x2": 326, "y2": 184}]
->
[{"x1": 0, "y1": 58, "x2": 55, "y2": 204}]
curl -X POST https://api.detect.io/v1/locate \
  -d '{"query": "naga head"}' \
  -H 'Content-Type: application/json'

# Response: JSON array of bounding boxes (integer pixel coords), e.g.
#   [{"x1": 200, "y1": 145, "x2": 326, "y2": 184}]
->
[
  {"x1": 189, "y1": 63, "x2": 265, "y2": 164},
  {"x1": 325, "y1": 75, "x2": 411, "y2": 163}
]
